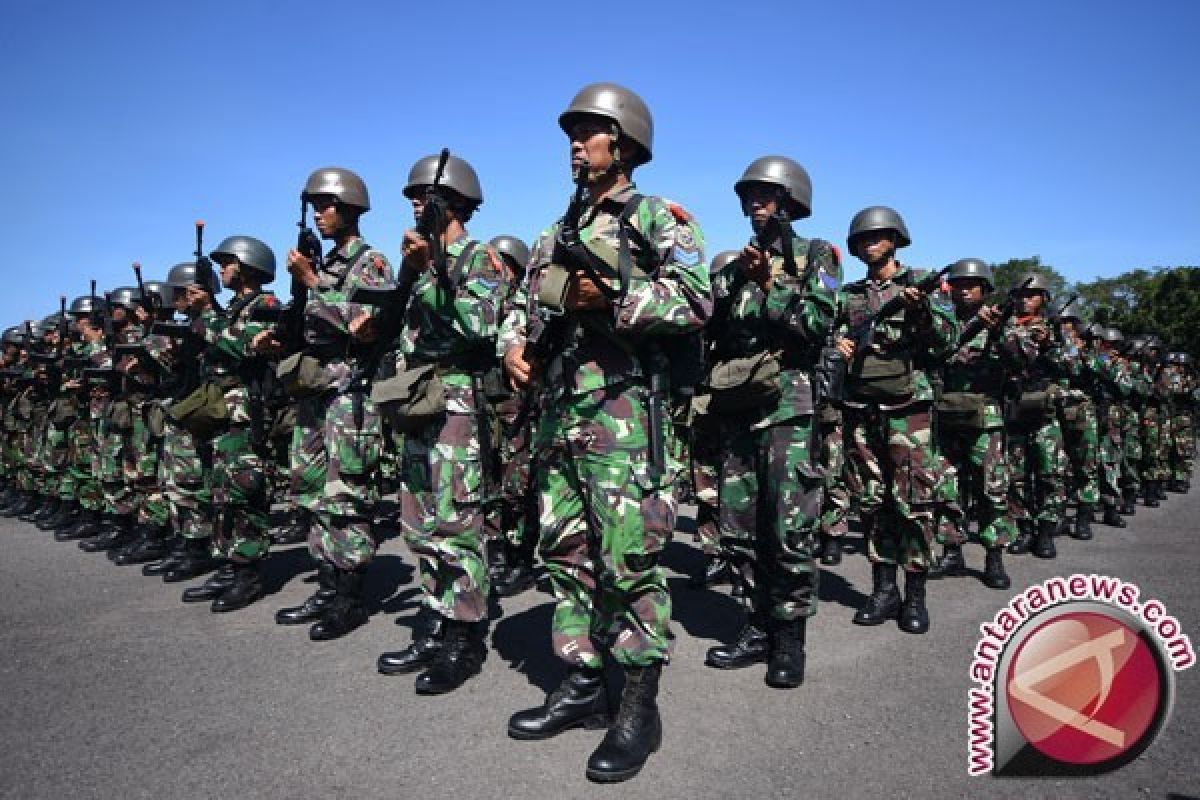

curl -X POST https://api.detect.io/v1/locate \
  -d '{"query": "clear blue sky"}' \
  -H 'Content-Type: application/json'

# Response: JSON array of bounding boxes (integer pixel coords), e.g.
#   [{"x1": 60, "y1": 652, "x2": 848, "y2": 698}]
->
[{"x1": 1, "y1": 0, "x2": 1197, "y2": 324}]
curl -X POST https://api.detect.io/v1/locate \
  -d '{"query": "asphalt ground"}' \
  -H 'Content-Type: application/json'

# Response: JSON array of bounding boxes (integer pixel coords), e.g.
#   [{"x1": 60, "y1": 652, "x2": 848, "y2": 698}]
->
[{"x1": 1, "y1": 494, "x2": 1197, "y2": 800}]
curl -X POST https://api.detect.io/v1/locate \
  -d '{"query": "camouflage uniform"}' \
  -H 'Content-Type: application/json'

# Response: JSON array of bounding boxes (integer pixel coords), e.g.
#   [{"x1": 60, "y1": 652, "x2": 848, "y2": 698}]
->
[
  {"x1": 394, "y1": 236, "x2": 507, "y2": 624},
  {"x1": 1120, "y1": 359, "x2": 1147, "y2": 504},
  {"x1": 1094, "y1": 352, "x2": 1133, "y2": 518},
  {"x1": 1165, "y1": 365, "x2": 1195, "y2": 486},
  {"x1": 1138, "y1": 361, "x2": 1167, "y2": 500},
  {"x1": 291, "y1": 238, "x2": 393, "y2": 569},
  {"x1": 499, "y1": 183, "x2": 710, "y2": 669},
  {"x1": 707, "y1": 236, "x2": 839, "y2": 623},
  {"x1": 1059, "y1": 339, "x2": 1101, "y2": 518},
  {"x1": 196, "y1": 291, "x2": 279, "y2": 561},
  {"x1": 835, "y1": 266, "x2": 958, "y2": 572}
]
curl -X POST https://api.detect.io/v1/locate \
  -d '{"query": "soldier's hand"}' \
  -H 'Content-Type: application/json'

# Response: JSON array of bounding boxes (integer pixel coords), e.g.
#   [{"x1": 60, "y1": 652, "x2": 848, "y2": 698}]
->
[
  {"x1": 901, "y1": 286, "x2": 926, "y2": 308},
  {"x1": 400, "y1": 230, "x2": 431, "y2": 273},
  {"x1": 132, "y1": 306, "x2": 149, "y2": 324},
  {"x1": 349, "y1": 312, "x2": 378, "y2": 344},
  {"x1": 287, "y1": 249, "x2": 320, "y2": 289},
  {"x1": 251, "y1": 330, "x2": 283, "y2": 356},
  {"x1": 1031, "y1": 325, "x2": 1051, "y2": 346},
  {"x1": 565, "y1": 272, "x2": 609, "y2": 311},
  {"x1": 740, "y1": 244, "x2": 772, "y2": 290},
  {"x1": 835, "y1": 336, "x2": 855, "y2": 360},
  {"x1": 504, "y1": 344, "x2": 535, "y2": 390},
  {"x1": 979, "y1": 304, "x2": 1003, "y2": 328}
]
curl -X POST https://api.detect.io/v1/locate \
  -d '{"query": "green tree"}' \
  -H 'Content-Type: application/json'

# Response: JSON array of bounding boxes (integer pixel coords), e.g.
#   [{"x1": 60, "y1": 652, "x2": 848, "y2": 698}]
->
[{"x1": 991, "y1": 256, "x2": 1070, "y2": 300}]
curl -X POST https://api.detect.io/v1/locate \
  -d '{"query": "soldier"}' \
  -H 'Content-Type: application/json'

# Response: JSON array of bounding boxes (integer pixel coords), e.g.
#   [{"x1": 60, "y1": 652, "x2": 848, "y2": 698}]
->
[
  {"x1": 698, "y1": 156, "x2": 838, "y2": 686},
  {"x1": 1141, "y1": 336, "x2": 1171, "y2": 504},
  {"x1": 500, "y1": 82, "x2": 711, "y2": 782},
  {"x1": 1053, "y1": 298, "x2": 1101, "y2": 541},
  {"x1": 1002, "y1": 273, "x2": 1070, "y2": 559},
  {"x1": 486, "y1": 233, "x2": 541, "y2": 598},
  {"x1": 175, "y1": 236, "x2": 280, "y2": 612},
  {"x1": 928, "y1": 259, "x2": 1018, "y2": 589},
  {"x1": 835, "y1": 207, "x2": 958, "y2": 634},
  {"x1": 374, "y1": 153, "x2": 501, "y2": 694},
  {"x1": 1091, "y1": 326, "x2": 1133, "y2": 528},
  {"x1": 261, "y1": 167, "x2": 393, "y2": 641},
  {"x1": 1165, "y1": 352, "x2": 1195, "y2": 492}
]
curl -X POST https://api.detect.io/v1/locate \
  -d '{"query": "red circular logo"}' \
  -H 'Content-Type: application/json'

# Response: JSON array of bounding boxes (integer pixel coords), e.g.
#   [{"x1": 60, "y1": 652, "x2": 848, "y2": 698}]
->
[{"x1": 1005, "y1": 611, "x2": 1162, "y2": 766}]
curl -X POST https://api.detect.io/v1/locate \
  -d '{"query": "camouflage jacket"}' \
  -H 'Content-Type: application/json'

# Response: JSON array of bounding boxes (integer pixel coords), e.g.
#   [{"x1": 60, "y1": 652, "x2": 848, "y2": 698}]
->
[
  {"x1": 835, "y1": 264, "x2": 958, "y2": 407},
  {"x1": 498, "y1": 182, "x2": 711, "y2": 398},
  {"x1": 195, "y1": 291, "x2": 279, "y2": 379},
  {"x1": 709, "y1": 234, "x2": 839, "y2": 427},
  {"x1": 943, "y1": 318, "x2": 1023, "y2": 426},
  {"x1": 303, "y1": 237, "x2": 394, "y2": 391},
  {"x1": 395, "y1": 235, "x2": 507, "y2": 411},
  {"x1": 1000, "y1": 315, "x2": 1070, "y2": 392}
]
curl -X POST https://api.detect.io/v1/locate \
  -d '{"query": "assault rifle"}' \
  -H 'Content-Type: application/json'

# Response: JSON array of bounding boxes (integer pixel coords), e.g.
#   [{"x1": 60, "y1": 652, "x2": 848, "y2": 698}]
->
[
  {"x1": 956, "y1": 275, "x2": 1036, "y2": 347},
  {"x1": 194, "y1": 221, "x2": 223, "y2": 313},
  {"x1": 348, "y1": 147, "x2": 451, "y2": 390},
  {"x1": 132, "y1": 262, "x2": 154, "y2": 316},
  {"x1": 848, "y1": 264, "x2": 952, "y2": 350}
]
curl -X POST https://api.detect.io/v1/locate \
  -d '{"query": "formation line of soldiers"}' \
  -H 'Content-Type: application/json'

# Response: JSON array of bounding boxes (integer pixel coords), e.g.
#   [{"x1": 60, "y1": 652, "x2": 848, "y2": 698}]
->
[{"x1": 2, "y1": 82, "x2": 1194, "y2": 784}]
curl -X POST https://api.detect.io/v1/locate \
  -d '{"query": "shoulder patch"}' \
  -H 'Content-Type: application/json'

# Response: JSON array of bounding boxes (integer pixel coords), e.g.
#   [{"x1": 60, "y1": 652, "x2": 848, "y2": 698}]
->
[
  {"x1": 484, "y1": 246, "x2": 504, "y2": 276},
  {"x1": 372, "y1": 254, "x2": 387, "y2": 275},
  {"x1": 262, "y1": 294, "x2": 280, "y2": 308},
  {"x1": 668, "y1": 203, "x2": 692, "y2": 223},
  {"x1": 830, "y1": 244, "x2": 842, "y2": 266}
]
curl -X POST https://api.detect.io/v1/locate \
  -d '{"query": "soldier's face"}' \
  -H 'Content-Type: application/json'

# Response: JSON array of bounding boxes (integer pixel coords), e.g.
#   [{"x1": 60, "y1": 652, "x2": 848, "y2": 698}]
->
[
  {"x1": 853, "y1": 230, "x2": 896, "y2": 265},
  {"x1": 567, "y1": 116, "x2": 615, "y2": 179},
  {"x1": 217, "y1": 258, "x2": 239, "y2": 290},
  {"x1": 309, "y1": 195, "x2": 341, "y2": 238},
  {"x1": 1016, "y1": 290, "x2": 1044, "y2": 315},
  {"x1": 738, "y1": 183, "x2": 780, "y2": 227},
  {"x1": 949, "y1": 278, "x2": 986, "y2": 308}
]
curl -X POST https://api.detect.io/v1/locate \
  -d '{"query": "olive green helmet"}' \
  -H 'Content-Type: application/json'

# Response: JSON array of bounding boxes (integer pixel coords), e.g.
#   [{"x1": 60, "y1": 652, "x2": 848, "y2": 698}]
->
[
  {"x1": 166, "y1": 261, "x2": 219, "y2": 294},
  {"x1": 709, "y1": 250, "x2": 741, "y2": 275},
  {"x1": 303, "y1": 167, "x2": 370, "y2": 211},
  {"x1": 141, "y1": 280, "x2": 173, "y2": 309},
  {"x1": 107, "y1": 286, "x2": 142, "y2": 310},
  {"x1": 403, "y1": 153, "x2": 483, "y2": 207},
  {"x1": 1013, "y1": 271, "x2": 1051, "y2": 294},
  {"x1": 1084, "y1": 322, "x2": 1106, "y2": 339},
  {"x1": 68, "y1": 295, "x2": 99, "y2": 316},
  {"x1": 946, "y1": 258, "x2": 994, "y2": 290},
  {"x1": 1054, "y1": 296, "x2": 1085, "y2": 321},
  {"x1": 488, "y1": 235, "x2": 529, "y2": 272},
  {"x1": 2, "y1": 326, "x2": 23, "y2": 346},
  {"x1": 558, "y1": 82, "x2": 654, "y2": 166},
  {"x1": 210, "y1": 235, "x2": 276, "y2": 282},
  {"x1": 847, "y1": 206, "x2": 911, "y2": 256},
  {"x1": 1102, "y1": 327, "x2": 1125, "y2": 344},
  {"x1": 733, "y1": 156, "x2": 813, "y2": 221}
]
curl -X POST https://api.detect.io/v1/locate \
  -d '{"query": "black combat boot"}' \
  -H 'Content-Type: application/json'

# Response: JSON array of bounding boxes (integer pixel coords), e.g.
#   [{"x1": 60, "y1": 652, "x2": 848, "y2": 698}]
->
[
  {"x1": 898, "y1": 569, "x2": 930, "y2": 635},
  {"x1": 1007, "y1": 519, "x2": 1035, "y2": 554},
  {"x1": 211, "y1": 561, "x2": 265, "y2": 613},
  {"x1": 36, "y1": 498, "x2": 72, "y2": 530},
  {"x1": 114, "y1": 523, "x2": 171, "y2": 565},
  {"x1": 1071, "y1": 504, "x2": 1094, "y2": 540},
  {"x1": 50, "y1": 499, "x2": 82, "y2": 531},
  {"x1": 982, "y1": 547, "x2": 1011, "y2": 590},
  {"x1": 1120, "y1": 488, "x2": 1138, "y2": 515},
  {"x1": 1101, "y1": 504, "x2": 1126, "y2": 528},
  {"x1": 1155, "y1": 481, "x2": 1168, "y2": 501},
  {"x1": 377, "y1": 612, "x2": 445, "y2": 674},
  {"x1": 181, "y1": 562, "x2": 236, "y2": 603},
  {"x1": 819, "y1": 533, "x2": 843, "y2": 566},
  {"x1": 2, "y1": 491, "x2": 37, "y2": 517},
  {"x1": 765, "y1": 618, "x2": 806, "y2": 688},
  {"x1": 688, "y1": 554, "x2": 731, "y2": 589},
  {"x1": 586, "y1": 663, "x2": 663, "y2": 783},
  {"x1": 109, "y1": 521, "x2": 157, "y2": 562},
  {"x1": 30, "y1": 496, "x2": 62, "y2": 524},
  {"x1": 928, "y1": 543, "x2": 966, "y2": 579},
  {"x1": 508, "y1": 666, "x2": 610, "y2": 740},
  {"x1": 414, "y1": 619, "x2": 486, "y2": 695},
  {"x1": 705, "y1": 619, "x2": 768, "y2": 669},
  {"x1": 275, "y1": 561, "x2": 337, "y2": 624},
  {"x1": 308, "y1": 567, "x2": 368, "y2": 641},
  {"x1": 270, "y1": 508, "x2": 311, "y2": 545},
  {"x1": 56, "y1": 508, "x2": 102, "y2": 541},
  {"x1": 1033, "y1": 519, "x2": 1057, "y2": 559},
  {"x1": 1142, "y1": 481, "x2": 1160, "y2": 507},
  {"x1": 79, "y1": 513, "x2": 134, "y2": 552},
  {"x1": 162, "y1": 537, "x2": 219, "y2": 583},
  {"x1": 1168, "y1": 478, "x2": 1186, "y2": 493},
  {"x1": 853, "y1": 563, "x2": 902, "y2": 626},
  {"x1": 16, "y1": 493, "x2": 49, "y2": 521},
  {"x1": 495, "y1": 535, "x2": 538, "y2": 597},
  {"x1": 142, "y1": 535, "x2": 186, "y2": 576}
]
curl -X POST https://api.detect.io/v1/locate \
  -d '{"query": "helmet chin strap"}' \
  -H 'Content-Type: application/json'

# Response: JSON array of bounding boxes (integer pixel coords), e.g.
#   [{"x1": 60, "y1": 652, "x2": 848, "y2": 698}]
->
[{"x1": 587, "y1": 126, "x2": 624, "y2": 184}]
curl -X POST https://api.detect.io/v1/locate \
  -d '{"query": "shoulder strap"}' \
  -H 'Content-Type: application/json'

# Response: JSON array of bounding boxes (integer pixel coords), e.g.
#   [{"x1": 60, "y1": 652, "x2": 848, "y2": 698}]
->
[
  {"x1": 443, "y1": 240, "x2": 480, "y2": 288},
  {"x1": 616, "y1": 193, "x2": 650, "y2": 302},
  {"x1": 226, "y1": 290, "x2": 264, "y2": 322}
]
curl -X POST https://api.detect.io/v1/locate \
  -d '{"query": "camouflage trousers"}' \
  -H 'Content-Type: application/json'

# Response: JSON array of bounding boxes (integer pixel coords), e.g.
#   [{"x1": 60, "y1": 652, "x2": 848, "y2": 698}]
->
[
  {"x1": 64, "y1": 414, "x2": 101, "y2": 510},
  {"x1": 1059, "y1": 397, "x2": 1099, "y2": 505},
  {"x1": 399, "y1": 411, "x2": 489, "y2": 623},
  {"x1": 1097, "y1": 404, "x2": 1123, "y2": 509},
  {"x1": 1007, "y1": 416, "x2": 1068, "y2": 523},
  {"x1": 690, "y1": 411, "x2": 721, "y2": 557},
  {"x1": 937, "y1": 426, "x2": 1015, "y2": 549},
  {"x1": 162, "y1": 419, "x2": 212, "y2": 541},
  {"x1": 125, "y1": 402, "x2": 168, "y2": 527},
  {"x1": 816, "y1": 407, "x2": 850, "y2": 539},
  {"x1": 1170, "y1": 411, "x2": 1194, "y2": 481},
  {"x1": 212, "y1": 424, "x2": 270, "y2": 561},
  {"x1": 1140, "y1": 407, "x2": 1165, "y2": 483},
  {"x1": 716, "y1": 417, "x2": 821, "y2": 621},
  {"x1": 534, "y1": 386, "x2": 675, "y2": 669},
  {"x1": 291, "y1": 389, "x2": 382, "y2": 570},
  {"x1": 96, "y1": 418, "x2": 135, "y2": 516},
  {"x1": 843, "y1": 402, "x2": 941, "y2": 571},
  {"x1": 487, "y1": 394, "x2": 538, "y2": 550},
  {"x1": 1120, "y1": 403, "x2": 1142, "y2": 493}
]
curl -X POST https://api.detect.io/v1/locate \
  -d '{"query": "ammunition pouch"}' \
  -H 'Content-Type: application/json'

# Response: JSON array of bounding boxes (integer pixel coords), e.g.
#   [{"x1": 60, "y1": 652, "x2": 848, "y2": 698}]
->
[
  {"x1": 1058, "y1": 395, "x2": 1090, "y2": 435},
  {"x1": 168, "y1": 381, "x2": 230, "y2": 441},
  {"x1": 1007, "y1": 385, "x2": 1058, "y2": 431},
  {"x1": 702, "y1": 350, "x2": 781, "y2": 413},
  {"x1": 847, "y1": 351, "x2": 915, "y2": 404},
  {"x1": 936, "y1": 391, "x2": 987, "y2": 431},
  {"x1": 371, "y1": 362, "x2": 446, "y2": 433},
  {"x1": 109, "y1": 399, "x2": 135, "y2": 432},
  {"x1": 52, "y1": 398, "x2": 79, "y2": 426},
  {"x1": 275, "y1": 353, "x2": 332, "y2": 398},
  {"x1": 537, "y1": 264, "x2": 572, "y2": 314}
]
